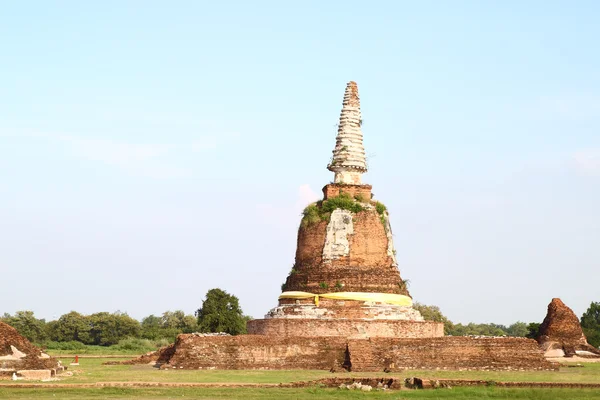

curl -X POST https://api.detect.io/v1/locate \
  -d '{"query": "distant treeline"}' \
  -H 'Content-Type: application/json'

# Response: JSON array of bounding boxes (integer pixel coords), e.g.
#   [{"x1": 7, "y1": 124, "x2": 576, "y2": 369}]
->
[
  {"x1": 1, "y1": 288, "x2": 252, "y2": 349},
  {"x1": 413, "y1": 301, "x2": 600, "y2": 347},
  {"x1": 3, "y1": 297, "x2": 599, "y2": 349},
  {"x1": 1, "y1": 310, "x2": 199, "y2": 346}
]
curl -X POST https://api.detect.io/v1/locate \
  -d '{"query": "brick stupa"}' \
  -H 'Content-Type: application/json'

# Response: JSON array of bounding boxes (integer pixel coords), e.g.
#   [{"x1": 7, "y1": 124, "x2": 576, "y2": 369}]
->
[
  {"x1": 248, "y1": 82, "x2": 442, "y2": 338},
  {"x1": 120, "y1": 82, "x2": 555, "y2": 372},
  {"x1": 536, "y1": 298, "x2": 600, "y2": 357}
]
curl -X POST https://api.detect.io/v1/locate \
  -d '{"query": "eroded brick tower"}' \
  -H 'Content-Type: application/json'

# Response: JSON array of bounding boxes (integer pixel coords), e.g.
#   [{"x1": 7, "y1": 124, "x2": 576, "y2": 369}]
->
[{"x1": 248, "y1": 82, "x2": 442, "y2": 338}]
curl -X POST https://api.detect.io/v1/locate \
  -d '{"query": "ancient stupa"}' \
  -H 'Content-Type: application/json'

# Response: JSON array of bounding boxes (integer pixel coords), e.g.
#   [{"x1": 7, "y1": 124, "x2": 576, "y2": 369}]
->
[
  {"x1": 248, "y1": 81, "x2": 442, "y2": 338},
  {"x1": 0, "y1": 321, "x2": 63, "y2": 380},
  {"x1": 536, "y1": 298, "x2": 600, "y2": 358},
  {"x1": 121, "y1": 82, "x2": 554, "y2": 372}
]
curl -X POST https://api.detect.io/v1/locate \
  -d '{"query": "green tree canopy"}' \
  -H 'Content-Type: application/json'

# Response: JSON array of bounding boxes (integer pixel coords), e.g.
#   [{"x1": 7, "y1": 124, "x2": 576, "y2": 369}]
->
[
  {"x1": 412, "y1": 302, "x2": 454, "y2": 334},
  {"x1": 526, "y1": 322, "x2": 541, "y2": 339},
  {"x1": 1, "y1": 311, "x2": 47, "y2": 343},
  {"x1": 581, "y1": 301, "x2": 600, "y2": 348},
  {"x1": 140, "y1": 314, "x2": 162, "y2": 340},
  {"x1": 141, "y1": 311, "x2": 198, "y2": 340},
  {"x1": 506, "y1": 321, "x2": 529, "y2": 337},
  {"x1": 196, "y1": 288, "x2": 247, "y2": 335},
  {"x1": 85, "y1": 312, "x2": 140, "y2": 346},
  {"x1": 47, "y1": 311, "x2": 89, "y2": 343}
]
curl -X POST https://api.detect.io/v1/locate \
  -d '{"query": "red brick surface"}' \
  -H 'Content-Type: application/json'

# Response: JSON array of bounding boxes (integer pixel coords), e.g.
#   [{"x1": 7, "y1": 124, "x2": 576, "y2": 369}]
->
[
  {"x1": 283, "y1": 208, "x2": 408, "y2": 296},
  {"x1": 247, "y1": 318, "x2": 443, "y2": 338},
  {"x1": 156, "y1": 334, "x2": 553, "y2": 372},
  {"x1": 322, "y1": 184, "x2": 372, "y2": 201},
  {"x1": 537, "y1": 298, "x2": 600, "y2": 356}
]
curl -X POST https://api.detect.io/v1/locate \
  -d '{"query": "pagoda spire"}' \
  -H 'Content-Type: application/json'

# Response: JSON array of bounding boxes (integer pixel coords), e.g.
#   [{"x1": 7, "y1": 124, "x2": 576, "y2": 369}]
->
[{"x1": 327, "y1": 81, "x2": 368, "y2": 185}]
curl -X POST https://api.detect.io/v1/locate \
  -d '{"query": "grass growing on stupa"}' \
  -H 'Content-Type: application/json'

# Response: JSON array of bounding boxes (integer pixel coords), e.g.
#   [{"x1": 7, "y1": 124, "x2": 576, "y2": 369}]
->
[{"x1": 301, "y1": 193, "x2": 371, "y2": 227}]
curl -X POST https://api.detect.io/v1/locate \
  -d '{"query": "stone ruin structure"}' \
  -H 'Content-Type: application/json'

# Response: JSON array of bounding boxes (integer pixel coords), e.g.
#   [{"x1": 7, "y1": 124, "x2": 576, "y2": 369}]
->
[
  {"x1": 122, "y1": 81, "x2": 554, "y2": 372},
  {"x1": 536, "y1": 298, "x2": 600, "y2": 359},
  {"x1": 0, "y1": 321, "x2": 64, "y2": 380},
  {"x1": 247, "y1": 81, "x2": 441, "y2": 339}
]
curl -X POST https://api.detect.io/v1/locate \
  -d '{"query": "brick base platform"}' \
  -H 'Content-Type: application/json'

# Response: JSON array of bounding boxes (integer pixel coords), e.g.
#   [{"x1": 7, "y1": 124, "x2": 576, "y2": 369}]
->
[
  {"x1": 247, "y1": 318, "x2": 443, "y2": 338},
  {"x1": 157, "y1": 334, "x2": 555, "y2": 371}
]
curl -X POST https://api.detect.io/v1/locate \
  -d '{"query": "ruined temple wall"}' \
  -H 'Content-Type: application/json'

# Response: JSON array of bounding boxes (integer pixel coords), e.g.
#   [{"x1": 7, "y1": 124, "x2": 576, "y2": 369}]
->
[
  {"x1": 165, "y1": 334, "x2": 346, "y2": 370},
  {"x1": 160, "y1": 334, "x2": 554, "y2": 372},
  {"x1": 322, "y1": 184, "x2": 372, "y2": 201},
  {"x1": 349, "y1": 337, "x2": 556, "y2": 372},
  {"x1": 247, "y1": 318, "x2": 443, "y2": 338},
  {"x1": 285, "y1": 209, "x2": 405, "y2": 295},
  {"x1": 269, "y1": 299, "x2": 423, "y2": 320}
]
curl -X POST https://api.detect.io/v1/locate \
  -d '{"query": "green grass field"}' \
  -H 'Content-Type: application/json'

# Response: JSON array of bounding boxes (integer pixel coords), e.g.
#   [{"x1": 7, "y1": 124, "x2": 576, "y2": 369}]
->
[
  {"x1": 1, "y1": 356, "x2": 599, "y2": 399},
  {"x1": 2, "y1": 386, "x2": 600, "y2": 400}
]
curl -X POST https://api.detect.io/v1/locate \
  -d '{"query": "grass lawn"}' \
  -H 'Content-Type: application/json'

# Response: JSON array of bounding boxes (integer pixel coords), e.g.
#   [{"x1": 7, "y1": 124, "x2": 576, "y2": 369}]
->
[
  {"x1": 2, "y1": 386, "x2": 600, "y2": 399},
  {"x1": 1, "y1": 357, "x2": 599, "y2": 398},
  {"x1": 8, "y1": 357, "x2": 597, "y2": 385}
]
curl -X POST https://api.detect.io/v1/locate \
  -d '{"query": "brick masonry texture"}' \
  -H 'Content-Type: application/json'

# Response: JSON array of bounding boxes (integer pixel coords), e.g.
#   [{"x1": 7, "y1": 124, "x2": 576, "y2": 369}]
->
[
  {"x1": 283, "y1": 208, "x2": 407, "y2": 296},
  {"x1": 322, "y1": 183, "x2": 372, "y2": 201},
  {"x1": 537, "y1": 298, "x2": 600, "y2": 356},
  {"x1": 247, "y1": 318, "x2": 443, "y2": 338},
  {"x1": 349, "y1": 337, "x2": 556, "y2": 372},
  {"x1": 158, "y1": 334, "x2": 554, "y2": 372}
]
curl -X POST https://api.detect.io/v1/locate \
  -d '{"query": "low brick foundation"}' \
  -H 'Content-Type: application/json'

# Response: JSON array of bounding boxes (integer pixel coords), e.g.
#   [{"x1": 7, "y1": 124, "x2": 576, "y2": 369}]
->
[
  {"x1": 157, "y1": 334, "x2": 554, "y2": 372},
  {"x1": 16, "y1": 369, "x2": 52, "y2": 380},
  {"x1": 247, "y1": 318, "x2": 443, "y2": 338},
  {"x1": 165, "y1": 335, "x2": 347, "y2": 370},
  {"x1": 348, "y1": 337, "x2": 556, "y2": 371}
]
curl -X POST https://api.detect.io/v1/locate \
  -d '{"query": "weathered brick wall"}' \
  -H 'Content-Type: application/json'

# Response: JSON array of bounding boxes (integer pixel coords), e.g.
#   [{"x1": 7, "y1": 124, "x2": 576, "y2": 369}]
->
[
  {"x1": 284, "y1": 209, "x2": 407, "y2": 296},
  {"x1": 322, "y1": 184, "x2": 372, "y2": 200},
  {"x1": 272, "y1": 299, "x2": 422, "y2": 320},
  {"x1": 537, "y1": 298, "x2": 591, "y2": 354},
  {"x1": 348, "y1": 337, "x2": 556, "y2": 371},
  {"x1": 166, "y1": 334, "x2": 347, "y2": 370},
  {"x1": 160, "y1": 335, "x2": 553, "y2": 372},
  {"x1": 247, "y1": 318, "x2": 443, "y2": 338}
]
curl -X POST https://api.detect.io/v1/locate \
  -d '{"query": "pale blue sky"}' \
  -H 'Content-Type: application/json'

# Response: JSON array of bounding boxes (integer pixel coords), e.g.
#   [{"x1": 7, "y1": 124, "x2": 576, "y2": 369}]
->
[{"x1": 1, "y1": 1, "x2": 599, "y2": 325}]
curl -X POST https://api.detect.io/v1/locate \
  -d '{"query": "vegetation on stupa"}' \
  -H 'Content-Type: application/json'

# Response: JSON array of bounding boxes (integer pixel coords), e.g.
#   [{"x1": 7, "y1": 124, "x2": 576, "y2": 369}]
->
[{"x1": 301, "y1": 192, "x2": 388, "y2": 227}]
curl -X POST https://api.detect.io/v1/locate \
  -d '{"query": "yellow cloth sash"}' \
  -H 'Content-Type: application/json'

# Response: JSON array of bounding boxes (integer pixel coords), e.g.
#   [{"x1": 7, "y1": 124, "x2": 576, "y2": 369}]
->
[{"x1": 279, "y1": 291, "x2": 412, "y2": 307}]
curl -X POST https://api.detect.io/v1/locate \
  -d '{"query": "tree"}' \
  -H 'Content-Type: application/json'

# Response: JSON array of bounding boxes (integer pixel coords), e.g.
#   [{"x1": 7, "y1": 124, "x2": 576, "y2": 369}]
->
[
  {"x1": 412, "y1": 302, "x2": 453, "y2": 334},
  {"x1": 581, "y1": 302, "x2": 600, "y2": 348},
  {"x1": 141, "y1": 311, "x2": 199, "y2": 340},
  {"x1": 140, "y1": 315, "x2": 162, "y2": 340},
  {"x1": 447, "y1": 323, "x2": 507, "y2": 337},
  {"x1": 85, "y1": 312, "x2": 140, "y2": 346},
  {"x1": 196, "y1": 288, "x2": 247, "y2": 335},
  {"x1": 506, "y1": 321, "x2": 529, "y2": 337},
  {"x1": 161, "y1": 310, "x2": 198, "y2": 333},
  {"x1": 47, "y1": 311, "x2": 90, "y2": 343},
  {"x1": 526, "y1": 322, "x2": 541, "y2": 339},
  {"x1": 1, "y1": 311, "x2": 47, "y2": 343}
]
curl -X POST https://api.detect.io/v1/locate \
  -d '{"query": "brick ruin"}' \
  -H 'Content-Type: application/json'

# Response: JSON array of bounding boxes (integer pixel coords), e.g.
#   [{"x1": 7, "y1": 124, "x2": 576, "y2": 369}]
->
[
  {"x1": 123, "y1": 81, "x2": 553, "y2": 372},
  {"x1": 131, "y1": 334, "x2": 554, "y2": 372},
  {"x1": 0, "y1": 321, "x2": 63, "y2": 380},
  {"x1": 248, "y1": 81, "x2": 436, "y2": 335},
  {"x1": 536, "y1": 298, "x2": 600, "y2": 358}
]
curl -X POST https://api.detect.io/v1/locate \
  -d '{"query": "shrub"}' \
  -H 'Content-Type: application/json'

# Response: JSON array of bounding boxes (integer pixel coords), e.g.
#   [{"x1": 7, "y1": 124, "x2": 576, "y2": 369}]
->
[
  {"x1": 375, "y1": 201, "x2": 387, "y2": 215},
  {"x1": 301, "y1": 193, "x2": 369, "y2": 227},
  {"x1": 43, "y1": 341, "x2": 87, "y2": 351},
  {"x1": 112, "y1": 337, "x2": 159, "y2": 353},
  {"x1": 301, "y1": 204, "x2": 322, "y2": 227},
  {"x1": 321, "y1": 193, "x2": 364, "y2": 214}
]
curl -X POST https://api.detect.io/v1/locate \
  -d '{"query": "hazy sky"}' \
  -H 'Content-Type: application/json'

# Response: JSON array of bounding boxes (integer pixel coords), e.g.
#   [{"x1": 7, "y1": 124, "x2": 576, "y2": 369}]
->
[{"x1": 1, "y1": 1, "x2": 599, "y2": 325}]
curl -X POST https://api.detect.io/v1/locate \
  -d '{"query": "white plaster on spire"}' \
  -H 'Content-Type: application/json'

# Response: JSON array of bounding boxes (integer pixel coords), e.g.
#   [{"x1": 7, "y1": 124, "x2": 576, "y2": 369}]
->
[
  {"x1": 328, "y1": 81, "x2": 367, "y2": 184},
  {"x1": 322, "y1": 209, "x2": 354, "y2": 260}
]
